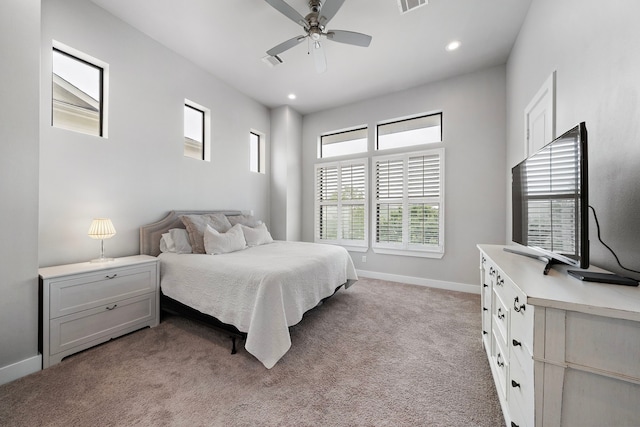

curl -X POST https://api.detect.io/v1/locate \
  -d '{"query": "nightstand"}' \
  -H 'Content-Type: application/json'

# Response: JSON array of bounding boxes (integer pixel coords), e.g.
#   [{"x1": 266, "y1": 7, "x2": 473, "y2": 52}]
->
[{"x1": 39, "y1": 255, "x2": 159, "y2": 368}]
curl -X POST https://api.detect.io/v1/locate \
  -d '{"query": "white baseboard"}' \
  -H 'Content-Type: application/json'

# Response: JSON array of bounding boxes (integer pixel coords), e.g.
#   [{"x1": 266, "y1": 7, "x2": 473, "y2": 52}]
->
[
  {"x1": 356, "y1": 269, "x2": 480, "y2": 294},
  {"x1": 0, "y1": 354, "x2": 41, "y2": 386}
]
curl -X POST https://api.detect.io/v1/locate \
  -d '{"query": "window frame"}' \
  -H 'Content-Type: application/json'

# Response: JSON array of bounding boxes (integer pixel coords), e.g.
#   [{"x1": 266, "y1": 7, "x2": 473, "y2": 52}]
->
[
  {"x1": 184, "y1": 99, "x2": 211, "y2": 161},
  {"x1": 376, "y1": 112, "x2": 442, "y2": 151},
  {"x1": 51, "y1": 42, "x2": 108, "y2": 137},
  {"x1": 319, "y1": 126, "x2": 368, "y2": 159},
  {"x1": 314, "y1": 158, "x2": 369, "y2": 252},
  {"x1": 250, "y1": 130, "x2": 266, "y2": 174},
  {"x1": 371, "y1": 148, "x2": 445, "y2": 258}
]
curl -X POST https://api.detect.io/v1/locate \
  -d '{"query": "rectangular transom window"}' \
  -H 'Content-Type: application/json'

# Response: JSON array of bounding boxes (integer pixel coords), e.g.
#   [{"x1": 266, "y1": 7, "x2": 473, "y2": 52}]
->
[
  {"x1": 250, "y1": 131, "x2": 266, "y2": 173},
  {"x1": 320, "y1": 127, "x2": 368, "y2": 158},
  {"x1": 377, "y1": 113, "x2": 442, "y2": 151},
  {"x1": 315, "y1": 159, "x2": 368, "y2": 251},
  {"x1": 373, "y1": 148, "x2": 445, "y2": 257},
  {"x1": 184, "y1": 101, "x2": 209, "y2": 161},
  {"x1": 52, "y1": 45, "x2": 106, "y2": 137}
]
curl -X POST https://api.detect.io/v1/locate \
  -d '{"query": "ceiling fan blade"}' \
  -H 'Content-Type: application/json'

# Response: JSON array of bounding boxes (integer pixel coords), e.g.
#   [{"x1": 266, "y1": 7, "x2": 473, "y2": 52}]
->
[
  {"x1": 318, "y1": 0, "x2": 345, "y2": 26},
  {"x1": 267, "y1": 35, "x2": 306, "y2": 56},
  {"x1": 312, "y1": 41, "x2": 327, "y2": 74},
  {"x1": 264, "y1": 0, "x2": 309, "y2": 29},
  {"x1": 326, "y1": 30, "x2": 372, "y2": 47}
]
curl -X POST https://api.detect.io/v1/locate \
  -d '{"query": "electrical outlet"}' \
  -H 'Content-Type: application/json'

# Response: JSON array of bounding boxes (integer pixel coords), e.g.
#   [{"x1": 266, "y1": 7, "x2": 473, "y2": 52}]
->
[{"x1": 362, "y1": 255, "x2": 367, "y2": 263}]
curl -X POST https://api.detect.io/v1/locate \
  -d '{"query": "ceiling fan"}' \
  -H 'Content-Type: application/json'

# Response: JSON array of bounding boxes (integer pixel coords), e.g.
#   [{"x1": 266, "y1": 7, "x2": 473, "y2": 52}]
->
[{"x1": 264, "y1": 0, "x2": 372, "y2": 73}]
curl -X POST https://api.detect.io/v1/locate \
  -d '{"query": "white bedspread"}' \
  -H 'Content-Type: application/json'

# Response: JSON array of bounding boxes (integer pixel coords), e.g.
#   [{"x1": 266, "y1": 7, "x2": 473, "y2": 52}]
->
[{"x1": 158, "y1": 241, "x2": 358, "y2": 368}]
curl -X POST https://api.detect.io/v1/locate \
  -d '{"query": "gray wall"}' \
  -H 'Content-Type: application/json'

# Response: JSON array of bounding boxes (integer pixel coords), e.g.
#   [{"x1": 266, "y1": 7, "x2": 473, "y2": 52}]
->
[
  {"x1": 39, "y1": 0, "x2": 272, "y2": 267},
  {"x1": 0, "y1": 0, "x2": 40, "y2": 378},
  {"x1": 270, "y1": 106, "x2": 302, "y2": 241},
  {"x1": 0, "y1": 0, "x2": 41, "y2": 376},
  {"x1": 506, "y1": 0, "x2": 640, "y2": 278},
  {"x1": 302, "y1": 66, "x2": 508, "y2": 287}
]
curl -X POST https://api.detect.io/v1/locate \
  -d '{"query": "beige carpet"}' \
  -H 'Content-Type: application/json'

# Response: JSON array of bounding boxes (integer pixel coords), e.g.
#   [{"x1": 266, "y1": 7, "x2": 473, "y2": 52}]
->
[{"x1": 0, "y1": 278, "x2": 503, "y2": 426}]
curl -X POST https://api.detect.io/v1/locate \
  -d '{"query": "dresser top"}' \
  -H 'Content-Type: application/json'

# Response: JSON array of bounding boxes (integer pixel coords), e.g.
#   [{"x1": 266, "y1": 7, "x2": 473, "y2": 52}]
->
[
  {"x1": 39, "y1": 255, "x2": 157, "y2": 279},
  {"x1": 478, "y1": 244, "x2": 640, "y2": 322}
]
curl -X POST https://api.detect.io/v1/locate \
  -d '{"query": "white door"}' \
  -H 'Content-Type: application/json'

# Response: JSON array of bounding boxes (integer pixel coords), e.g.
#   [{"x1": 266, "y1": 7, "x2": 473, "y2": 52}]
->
[{"x1": 524, "y1": 72, "x2": 555, "y2": 157}]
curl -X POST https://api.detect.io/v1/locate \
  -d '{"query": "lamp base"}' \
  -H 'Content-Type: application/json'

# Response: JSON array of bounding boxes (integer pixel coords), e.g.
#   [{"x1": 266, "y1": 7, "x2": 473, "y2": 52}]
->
[{"x1": 90, "y1": 257, "x2": 115, "y2": 263}]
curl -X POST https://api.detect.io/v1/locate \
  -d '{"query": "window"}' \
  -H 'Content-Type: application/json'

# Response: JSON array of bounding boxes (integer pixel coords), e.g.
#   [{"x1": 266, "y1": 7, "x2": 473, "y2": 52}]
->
[
  {"x1": 250, "y1": 131, "x2": 266, "y2": 173},
  {"x1": 315, "y1": 159, "x2": 368, "y2": 251},
  {"x1": 373, "y1": 148, "x2": 444, "y2": 257},
  {"x1": 184, "y1": 100, "x2": 210, "y2": 161},
  {"x1": 320, "y1": 127, "x2": 368, "y2": 158},
  {"x1": 52, "y1": 44, "x2": 107, "y2": 137},
  {"x1": 377, "y1": 113, "x2": 442, "y2": 151}
]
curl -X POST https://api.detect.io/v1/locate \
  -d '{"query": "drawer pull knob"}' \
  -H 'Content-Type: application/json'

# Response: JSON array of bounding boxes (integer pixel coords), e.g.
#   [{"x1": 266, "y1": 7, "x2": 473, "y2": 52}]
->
[
  {"x1": 511, "y1": 422, "x2": 520, "y2": 427},
  {"x1": 512, "y1": 339, "x2": 522, "y2": 347},
  {"x1": 105, "y1": 274, "x2": 118, "y2": 279},
  {"x1": 511, "y1": 380, "x2": 521, "y2": 388},
  {"x1": 513, "y1": 296, "x2": 526, "y2": 313},
  {"x1": 496, "y1": 353, "x2": 504, "y2": 367},
  {"x1": 105, "y1": 304, "x2": 118, "y2": 310},
  {"x1": 483, "y1": 330, "x2": 488, "y2": 335},
  {"x1": 497, "y1": 308, "x2": 505, "y2": 320},
  {"x1": 483, "y1": 307, "x2": 488, "y2": 311},
  {"x1": 483, "y1": 283, "x2": 488, "y2": 288}
]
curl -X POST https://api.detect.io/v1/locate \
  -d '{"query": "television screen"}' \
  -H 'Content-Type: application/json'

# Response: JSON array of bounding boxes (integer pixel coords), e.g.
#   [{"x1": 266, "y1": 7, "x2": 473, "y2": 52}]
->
[{"x1": 512, "y1": 122, "x2": 589, "y2": 269}]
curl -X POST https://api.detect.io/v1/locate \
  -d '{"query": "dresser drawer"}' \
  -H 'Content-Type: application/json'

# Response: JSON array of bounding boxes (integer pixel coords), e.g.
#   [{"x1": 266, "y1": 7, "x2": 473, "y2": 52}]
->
[
  {"x1": 49, "y1": 293, "x2": 156, "y2": 356},
  {"x1": 509, "y1": 282, "x2": 533, "y2": 357},
  {"x1": 509, "y1": 356, "x2": 534, "y2": 426},
  {"x1": 49, "y1": 265, "x2": 155, "y2": 318},
  {"x1": 493, "y1": 289, "x2": 509, "y2": 345},
  {"x1": 492, "y1": 329, "x2": 509, "y2": 401}
]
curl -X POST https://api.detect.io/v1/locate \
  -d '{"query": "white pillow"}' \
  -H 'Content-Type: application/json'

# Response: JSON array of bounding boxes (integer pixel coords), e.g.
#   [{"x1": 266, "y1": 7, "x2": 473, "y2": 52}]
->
[
  {"x1": 170, "y1": 228, "x2": 193, "y2": 254},
  {"x1": 241, "y1": 223, "x2": 274, "y2": 247},
  {"x1": 204, "y1": 224, "x2": 247, "y2": 255},
  {"x1": 159, "y1": 229, "x2": 192, "y2": 254}
]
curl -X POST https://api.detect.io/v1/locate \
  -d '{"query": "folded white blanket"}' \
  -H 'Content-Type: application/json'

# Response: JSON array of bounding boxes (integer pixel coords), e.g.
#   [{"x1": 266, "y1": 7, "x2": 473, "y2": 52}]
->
[{"x1": 159, "y1": 241, "x2": 358, "y2": 368}]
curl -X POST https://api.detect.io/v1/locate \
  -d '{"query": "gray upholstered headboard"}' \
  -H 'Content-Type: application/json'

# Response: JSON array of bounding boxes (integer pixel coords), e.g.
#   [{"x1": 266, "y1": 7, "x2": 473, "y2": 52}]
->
[{"x1": 139, "y1": 210, "x2": 243, "y2": 257}]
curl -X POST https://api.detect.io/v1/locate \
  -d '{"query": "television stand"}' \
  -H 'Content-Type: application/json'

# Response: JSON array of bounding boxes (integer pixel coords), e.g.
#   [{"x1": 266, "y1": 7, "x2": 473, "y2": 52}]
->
[{"x1": 502, "y1": 247, "x2": 566, "y2": 275}]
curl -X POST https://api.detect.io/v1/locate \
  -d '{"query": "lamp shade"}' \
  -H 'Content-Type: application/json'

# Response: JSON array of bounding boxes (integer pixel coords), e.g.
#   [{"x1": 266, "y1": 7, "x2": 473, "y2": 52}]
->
[{"x1": 88, "y1": 218, "x2": 116, "y2": 239}]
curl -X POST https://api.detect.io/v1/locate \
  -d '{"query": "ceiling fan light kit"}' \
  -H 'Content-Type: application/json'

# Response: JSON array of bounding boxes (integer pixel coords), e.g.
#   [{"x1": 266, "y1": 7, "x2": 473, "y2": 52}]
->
[{"x1": 264, "y1": 0, "x2": 372, "y2": 73}]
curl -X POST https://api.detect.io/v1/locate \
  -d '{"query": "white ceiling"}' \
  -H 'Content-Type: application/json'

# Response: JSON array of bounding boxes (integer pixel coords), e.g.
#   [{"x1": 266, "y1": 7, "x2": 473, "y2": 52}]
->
[{"x1": 89, "y1": 0, "x2": 532, "y2": 115}]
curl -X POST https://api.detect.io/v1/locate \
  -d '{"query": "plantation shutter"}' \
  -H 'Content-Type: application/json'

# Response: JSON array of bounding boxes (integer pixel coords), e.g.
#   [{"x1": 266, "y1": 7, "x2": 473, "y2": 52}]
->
[
  {"x1": 373, "y1": 148, "x2": 444, "y2": 255},
  {"x1": 314, "y1": 160, "x2": 368, "y2": 248}
]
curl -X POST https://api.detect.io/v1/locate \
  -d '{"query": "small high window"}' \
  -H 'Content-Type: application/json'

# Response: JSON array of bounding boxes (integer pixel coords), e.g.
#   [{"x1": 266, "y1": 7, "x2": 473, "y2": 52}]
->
[
  {"x1": 319, "y1": 127, "x2": 368, "y2": 158},
  {"x1": 250, "y1": 131, "x2": 266, "y2": 173},
  {"x1": 184, "y1": 100, "x2": 210, "y2": 161},
  {"x1": 377, "y1": 113, "x2": 442, "y2": 151},
  {"x1": 52, "y1": 43, "x2": 107, "y2": 137}
]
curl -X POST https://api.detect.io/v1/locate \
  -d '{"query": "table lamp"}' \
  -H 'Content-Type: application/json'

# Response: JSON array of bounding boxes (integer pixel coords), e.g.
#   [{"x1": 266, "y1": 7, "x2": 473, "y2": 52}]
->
[{"x1": 88, "y1": 218, "x2": 116, "y2": 262}]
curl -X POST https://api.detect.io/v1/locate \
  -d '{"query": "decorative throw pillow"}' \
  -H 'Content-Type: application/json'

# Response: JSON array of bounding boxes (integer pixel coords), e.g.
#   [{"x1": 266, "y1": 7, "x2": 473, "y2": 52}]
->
[
  {"x1": 241, "y1": 223, "x2": 274, "y2": 247},
  {"x1": 227, "y1": 214, "x2": 261, "y2": 228},
  {"x1": 180, "y1": 214, "x2": 233, "y2": 254},
  {"x1": 204, "y1": 223, "x2": 247, "y2": 255}
]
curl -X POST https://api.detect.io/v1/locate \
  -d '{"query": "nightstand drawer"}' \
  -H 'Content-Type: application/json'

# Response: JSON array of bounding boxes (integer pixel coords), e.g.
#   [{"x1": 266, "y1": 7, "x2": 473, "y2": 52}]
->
[
  {"x1": 50, "y1": 265, "x2": 155, "y2": 318},
  {"x1": 49, "y1": 293, "x2": 156, "y2": 356}
]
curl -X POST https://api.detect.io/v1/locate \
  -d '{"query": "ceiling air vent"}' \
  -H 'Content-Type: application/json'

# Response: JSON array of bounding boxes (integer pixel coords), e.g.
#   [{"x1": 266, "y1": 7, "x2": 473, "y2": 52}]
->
[
  {"x1": 261, "y1": 55, "x2": 283, "y2": 67},
  {"x1": 397, "y1": 0, "x2": 428, "y2": 14}
]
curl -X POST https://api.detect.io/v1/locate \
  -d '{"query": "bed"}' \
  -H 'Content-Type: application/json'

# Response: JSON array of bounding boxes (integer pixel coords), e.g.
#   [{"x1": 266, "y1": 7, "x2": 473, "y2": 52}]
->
[{"x1": 139, "y1": 210, "x2": 358, "y2": 368}]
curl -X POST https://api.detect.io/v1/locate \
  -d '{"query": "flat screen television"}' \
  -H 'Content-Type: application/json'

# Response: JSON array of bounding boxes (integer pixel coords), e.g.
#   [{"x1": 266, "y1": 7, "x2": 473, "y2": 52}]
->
[{"x1": 511, "y1": 122, "x2": 589, "y2": 271}]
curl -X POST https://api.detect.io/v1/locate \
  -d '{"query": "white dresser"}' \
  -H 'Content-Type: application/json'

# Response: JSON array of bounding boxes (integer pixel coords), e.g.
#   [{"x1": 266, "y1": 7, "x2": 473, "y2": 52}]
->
[
  {"x1": 39, "y1": 255, "x2": 159, "y2": 368},
  {"x1": 478, "y1": 244, "x2": 640, "y2": 427}
]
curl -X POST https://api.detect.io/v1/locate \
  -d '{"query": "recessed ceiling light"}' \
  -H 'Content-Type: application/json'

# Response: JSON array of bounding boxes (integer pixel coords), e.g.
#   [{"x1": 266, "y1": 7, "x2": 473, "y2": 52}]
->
[
  {"x1": 446, "y1": 40, "x2": 461, "y2": 51},
  {"x1": 288, "y1": 94, "x2": 296, "y2": 100}
]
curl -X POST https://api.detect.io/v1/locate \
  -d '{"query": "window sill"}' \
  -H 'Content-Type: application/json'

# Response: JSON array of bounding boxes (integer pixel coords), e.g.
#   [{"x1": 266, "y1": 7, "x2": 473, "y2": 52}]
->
[
  {"x1": 372, "y1": 247, "x2": 444, "y2": 259},
  {"x1": 314, "y1": 240, "x2": 368, "y2": 253}
]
